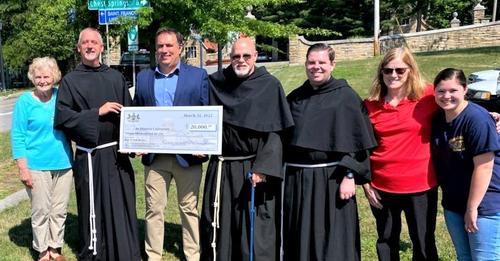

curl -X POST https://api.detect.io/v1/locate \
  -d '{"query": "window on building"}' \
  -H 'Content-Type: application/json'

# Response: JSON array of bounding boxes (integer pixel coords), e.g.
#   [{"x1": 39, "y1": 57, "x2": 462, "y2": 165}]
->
[{"x1": 185, "y1": 46, "x2": 197, "y2": 58}]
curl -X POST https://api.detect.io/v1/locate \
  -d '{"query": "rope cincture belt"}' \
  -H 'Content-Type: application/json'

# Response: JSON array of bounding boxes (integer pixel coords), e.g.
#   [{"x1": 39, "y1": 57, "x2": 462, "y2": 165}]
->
[
  {"x1": 211, "y1": 154, "x2": 256, "y2": 260},
  {"x1": 76, "y1": 141, "x2": 118, "y2": 256},
  {"x1": 280, "y1": 161, "x2": 340, "y2": 261},
  {"x1": 285, "y1": 161, "x2": 340, "y2": 168}
]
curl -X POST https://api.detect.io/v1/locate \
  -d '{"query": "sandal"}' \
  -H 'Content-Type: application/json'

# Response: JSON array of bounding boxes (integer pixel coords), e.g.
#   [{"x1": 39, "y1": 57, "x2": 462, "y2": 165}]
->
[
  {"x1": 37, "y1": 250, "x2": 50, "y2": 261},
  {"x1": 49, "y1": 247, "x2": 66, "y2": 261}
]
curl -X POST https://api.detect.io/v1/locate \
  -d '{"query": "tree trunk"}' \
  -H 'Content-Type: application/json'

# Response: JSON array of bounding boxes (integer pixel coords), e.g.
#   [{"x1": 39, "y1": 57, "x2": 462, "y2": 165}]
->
[
  {"x1": 416, "y1": 9, "x2": 422, "y2": 32},
  {"x1": 218, "y1": 45, "x2": 223, "y2": 72}
]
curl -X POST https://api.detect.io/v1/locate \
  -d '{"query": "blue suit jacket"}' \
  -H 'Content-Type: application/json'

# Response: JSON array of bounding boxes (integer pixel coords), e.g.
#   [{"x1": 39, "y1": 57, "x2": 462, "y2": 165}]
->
[{"x1": 133, "y1": 62, "x2": 209, "y2": 167}]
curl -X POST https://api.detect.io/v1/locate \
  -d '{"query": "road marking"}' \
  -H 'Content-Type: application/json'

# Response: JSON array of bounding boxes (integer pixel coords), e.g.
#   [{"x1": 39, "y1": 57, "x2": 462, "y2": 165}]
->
[{"x1": 0, "y1": 111, "x2": 13, "y2": 116}]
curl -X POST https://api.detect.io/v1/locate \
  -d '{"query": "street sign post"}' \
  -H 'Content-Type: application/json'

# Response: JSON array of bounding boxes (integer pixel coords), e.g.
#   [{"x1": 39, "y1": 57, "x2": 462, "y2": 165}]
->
[
  {"x1": 98, "y1": 9, "x2": 137, "y2": 25},
  {"x1": 88, "y1": 0, "x2": 149, "y2": 10},
  {"x1": 127, "y1": 25, "x2": 139, "y2": 88}
]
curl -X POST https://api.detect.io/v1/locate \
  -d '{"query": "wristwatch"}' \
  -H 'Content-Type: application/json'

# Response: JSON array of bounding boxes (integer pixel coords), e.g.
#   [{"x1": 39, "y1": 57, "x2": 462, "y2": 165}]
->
[{"x1": 346, "y1": 171, "x2": 354, "y2": 179}]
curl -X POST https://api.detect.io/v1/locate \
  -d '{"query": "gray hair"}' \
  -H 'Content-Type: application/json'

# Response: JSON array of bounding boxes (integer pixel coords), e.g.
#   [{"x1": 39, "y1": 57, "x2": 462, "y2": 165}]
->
[{"x1": 78, "y1": 27, "x2": 103, "y2": 45}]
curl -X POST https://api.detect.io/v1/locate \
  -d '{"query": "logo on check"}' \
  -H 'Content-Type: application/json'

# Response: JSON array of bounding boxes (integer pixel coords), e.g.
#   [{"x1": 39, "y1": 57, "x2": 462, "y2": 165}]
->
[{"x1": 127, "y1": 113, "x2": 141, "y2": 122}]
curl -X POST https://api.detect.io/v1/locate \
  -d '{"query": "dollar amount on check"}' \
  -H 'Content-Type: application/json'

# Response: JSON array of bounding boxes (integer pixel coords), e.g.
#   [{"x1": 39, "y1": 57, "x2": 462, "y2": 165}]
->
[{"x1": 119, "y1": 106, "x2": 223, "y2": 154}]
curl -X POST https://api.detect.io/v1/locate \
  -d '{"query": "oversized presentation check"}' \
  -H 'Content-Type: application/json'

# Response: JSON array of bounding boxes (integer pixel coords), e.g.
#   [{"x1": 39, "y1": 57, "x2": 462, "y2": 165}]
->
[{"x1": 119, "y1": 106, "x2": 223, "y2": 154}]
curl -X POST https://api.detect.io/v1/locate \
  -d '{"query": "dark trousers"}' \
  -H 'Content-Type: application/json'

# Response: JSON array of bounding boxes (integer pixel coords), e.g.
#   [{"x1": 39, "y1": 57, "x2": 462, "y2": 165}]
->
[{"x1": 371, "y1": 187, "x2": 438, "y2": 261}]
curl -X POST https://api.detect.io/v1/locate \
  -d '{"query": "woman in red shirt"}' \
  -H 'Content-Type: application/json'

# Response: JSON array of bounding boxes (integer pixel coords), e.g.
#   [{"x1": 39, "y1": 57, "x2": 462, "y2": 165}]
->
[{"x1": 363, "y1": 47, "x2": 439, "y2": 261}]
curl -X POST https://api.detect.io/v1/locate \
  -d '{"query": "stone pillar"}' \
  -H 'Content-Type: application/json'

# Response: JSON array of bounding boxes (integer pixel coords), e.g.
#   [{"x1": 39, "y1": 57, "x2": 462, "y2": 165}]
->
[
  {"x1": 109, "y1": 36, "x2": 121, "y2": 65},
  {"x1": 473, "y1": 3, "x2": 486, "y2": 24},
  {"x1": 450, "y1": 12, "x2": 461, "y2": 27},
  {"x1": 245, "y1": 6, "x2": 256, "y2": 20},
  {"x1": 288, "y1": 35, "x2": 300, "y2": 64}
]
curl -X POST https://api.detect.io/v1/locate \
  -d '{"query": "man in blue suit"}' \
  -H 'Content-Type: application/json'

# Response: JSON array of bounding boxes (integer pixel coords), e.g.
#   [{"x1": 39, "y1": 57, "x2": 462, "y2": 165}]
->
[{"x1": 133, "y1": 27, "x2": 208, "y2": 261}]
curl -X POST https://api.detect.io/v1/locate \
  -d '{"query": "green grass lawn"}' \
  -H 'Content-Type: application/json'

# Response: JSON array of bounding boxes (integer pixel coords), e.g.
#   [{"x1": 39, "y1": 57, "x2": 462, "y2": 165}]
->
[
  {"x1": 0, "y1": 163, "x2": 455, "y2": 261},
  {"x1": 0, "y1": 133, "x2": 22, "y2": 200},
  {"x1": 0, "y1": 158, "x2": 188, "y2": 261},
  {"x1": 1, "y1": 46, "x2": 499, "y2": 260},
  {"x1": 269, "y1": 46, "x2": 500, "y2": 95}
]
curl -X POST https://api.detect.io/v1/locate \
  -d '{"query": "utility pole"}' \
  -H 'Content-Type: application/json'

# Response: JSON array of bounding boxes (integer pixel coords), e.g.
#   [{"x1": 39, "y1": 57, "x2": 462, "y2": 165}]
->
[
  {"x1": 374, "y1": 0, "x2": 380, "y2": 56},
  {"x1": 493, "y1": 0, "x2": 498, "y2": 21}
]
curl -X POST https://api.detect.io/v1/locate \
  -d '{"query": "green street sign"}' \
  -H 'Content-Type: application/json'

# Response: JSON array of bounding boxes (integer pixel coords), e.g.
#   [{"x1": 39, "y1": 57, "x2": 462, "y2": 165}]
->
[
  {"x1": 128, "y1": 25, "x2": 139, "y2": 52},
  {"x1": 88, "y1": 0, "x2": 150, "y2": 10}
]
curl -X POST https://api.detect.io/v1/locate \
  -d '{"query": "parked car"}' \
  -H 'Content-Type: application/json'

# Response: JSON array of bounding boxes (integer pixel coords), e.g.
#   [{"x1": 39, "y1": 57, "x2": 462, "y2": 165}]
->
[
  {"x1": 468, "y1": 68, "x2": 500, "y2": 83},
  {"x1": 256, "y1": 52, "x2": 272, "y2": 62},
  {"x1": 466, "y1": 68, "x2": 500, "y2": 112},
  {"x1": 110, "y1": 50, "x2": 151, "y2": 87}
]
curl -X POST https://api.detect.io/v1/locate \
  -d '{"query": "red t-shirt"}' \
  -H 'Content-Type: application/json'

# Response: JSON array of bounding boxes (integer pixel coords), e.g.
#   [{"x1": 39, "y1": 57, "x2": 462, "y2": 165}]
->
[{"x1": 364, "y1": 86, "x2": 438, "y2": 193}]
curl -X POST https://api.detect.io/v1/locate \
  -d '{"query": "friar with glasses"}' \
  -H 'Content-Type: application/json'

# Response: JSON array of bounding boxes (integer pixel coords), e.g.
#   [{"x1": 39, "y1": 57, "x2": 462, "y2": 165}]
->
[
  {"x1": 199, "y1": 37, "x2": 294, "y2": 261},
  {"x1": 54, "y1": 27, "x2": 140, "y2": 260}
]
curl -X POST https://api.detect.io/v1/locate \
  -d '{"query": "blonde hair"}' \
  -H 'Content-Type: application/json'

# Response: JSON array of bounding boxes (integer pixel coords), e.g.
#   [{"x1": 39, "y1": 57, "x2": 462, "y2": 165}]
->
[
  {"x1": 27, "y1": 57, "x2": 62, "y2": 85},
  {"x1": 367, "y1": 47, "x2": 426, "y2": 101}
]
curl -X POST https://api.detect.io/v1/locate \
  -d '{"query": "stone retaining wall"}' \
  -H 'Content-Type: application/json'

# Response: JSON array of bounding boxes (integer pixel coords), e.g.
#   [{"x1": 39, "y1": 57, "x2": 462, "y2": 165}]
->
[{"x1": 289, "y1": 21, "x2": 500, "y2": 64}]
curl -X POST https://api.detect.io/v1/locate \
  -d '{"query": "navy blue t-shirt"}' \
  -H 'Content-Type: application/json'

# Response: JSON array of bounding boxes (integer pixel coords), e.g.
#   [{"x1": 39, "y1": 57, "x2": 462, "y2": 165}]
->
[{"x1": 431, "y1": 102, "x2": 500, "y2": 215}]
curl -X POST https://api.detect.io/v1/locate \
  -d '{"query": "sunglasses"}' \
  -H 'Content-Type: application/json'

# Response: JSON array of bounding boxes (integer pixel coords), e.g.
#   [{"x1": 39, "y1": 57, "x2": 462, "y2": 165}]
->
[
  {"x1": 231, "y1": 54, "x2": 253, "y2": 61},
  {"x1": 382, "y1": 67, "x2": 408, "y2": 75}
]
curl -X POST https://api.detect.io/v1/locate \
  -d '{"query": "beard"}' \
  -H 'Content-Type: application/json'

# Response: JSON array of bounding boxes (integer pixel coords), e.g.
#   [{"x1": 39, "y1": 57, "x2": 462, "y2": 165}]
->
[
  {"x1": 80, "y1": 50, "x2": 101, "y2": 66},
  {"x1": 233, "y1": 64, "x2": 254, "y2": 78}
]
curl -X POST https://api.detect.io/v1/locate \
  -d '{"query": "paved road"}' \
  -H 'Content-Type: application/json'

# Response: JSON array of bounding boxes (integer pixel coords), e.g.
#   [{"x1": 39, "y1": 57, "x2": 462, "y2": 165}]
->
[{"x1": 0, "y1": 96, "x2": 16, "y2": 132}]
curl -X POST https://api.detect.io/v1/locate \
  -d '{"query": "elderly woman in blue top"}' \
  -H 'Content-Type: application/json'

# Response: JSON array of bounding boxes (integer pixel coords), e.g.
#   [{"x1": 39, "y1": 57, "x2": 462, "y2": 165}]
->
[
  {"x1": 11, "y1": 57, "x2": 73, "y2": 261},
  {"x1": 431, "y1": 68, "x2": 500, "y2": 261}
]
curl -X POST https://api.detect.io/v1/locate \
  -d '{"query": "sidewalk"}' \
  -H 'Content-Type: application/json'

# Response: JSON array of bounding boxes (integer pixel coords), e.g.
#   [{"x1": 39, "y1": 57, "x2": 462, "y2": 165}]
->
[{"x1": 0, "y1": 189, "x2": 28, "y2": 212}]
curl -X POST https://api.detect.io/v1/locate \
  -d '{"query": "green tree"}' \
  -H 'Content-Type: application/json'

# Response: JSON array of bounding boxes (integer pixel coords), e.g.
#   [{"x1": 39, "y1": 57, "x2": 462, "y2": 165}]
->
[
  {"x1": 379, "y1": 0, "x2": 473, "y2": 33},
  {"x1": 425, "y1": 0, "x2": 474, "y2": 28},
  {"x1": 115, "y1": 0, "x2": 331, "y2": 69},
  {"x1": 255, "y1": 0, "x2": 486, "y2": 39},
  {"x1": 254, "y1": 0, "x2": 369, "y2": 40},
  {"x1": 128, "y1": 0, "x2": 328, "y2": 44},
  {"x1": 1, "y1": 0, "x2": 332, "y2": 71},
  {"x1": 0, "y1": 0, "x2": 88, "y2": 70}
]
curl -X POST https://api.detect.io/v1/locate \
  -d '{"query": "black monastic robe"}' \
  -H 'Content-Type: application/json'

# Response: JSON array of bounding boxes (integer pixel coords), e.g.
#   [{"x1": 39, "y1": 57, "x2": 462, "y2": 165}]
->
[
  {"x1": 54, "y1": 64, "x2": 140, "y2": 261},
  {"x1": 283, "y1": 78, "x2": 377, "y2": 261},
  {"x1": 200, "y1": 66, "x2": 293, "y2": 261}
]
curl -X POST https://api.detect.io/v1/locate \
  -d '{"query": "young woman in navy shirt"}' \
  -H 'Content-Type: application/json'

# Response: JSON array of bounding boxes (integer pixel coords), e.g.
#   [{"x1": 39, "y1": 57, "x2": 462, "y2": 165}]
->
[{"x1": 431, "y1": 68, "x2": 500, "y2": 260}]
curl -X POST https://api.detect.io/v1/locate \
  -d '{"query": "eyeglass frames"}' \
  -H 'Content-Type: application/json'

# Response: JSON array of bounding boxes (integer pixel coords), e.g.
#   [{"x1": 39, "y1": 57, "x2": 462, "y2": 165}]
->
[
  {"x1": 382, "y1": 67, "x2": 408, "y2": 75},
  {"x1": 231, "y1": 54, "x2": 253, "y2": 61}
]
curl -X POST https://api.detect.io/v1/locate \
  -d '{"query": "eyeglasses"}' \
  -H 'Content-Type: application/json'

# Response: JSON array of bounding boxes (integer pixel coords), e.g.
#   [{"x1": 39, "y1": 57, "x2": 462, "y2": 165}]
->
[
  {"x1": 231, "y1": 54, "x2": 252, "y2": 61},
  {"x1": 382, "y1": 67, "x2": 408, "y2": 75}
]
